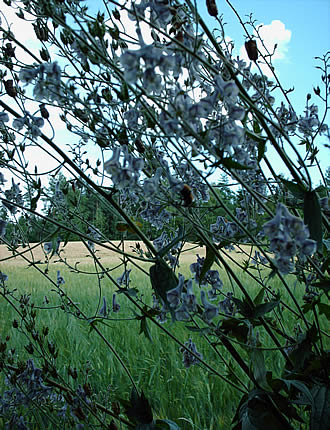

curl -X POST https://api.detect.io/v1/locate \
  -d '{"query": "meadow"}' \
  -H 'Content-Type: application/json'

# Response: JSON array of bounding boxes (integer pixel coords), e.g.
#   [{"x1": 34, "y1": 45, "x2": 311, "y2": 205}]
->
[{"x1": 0, "y1": 241, "x2": 326, "y2": 429}]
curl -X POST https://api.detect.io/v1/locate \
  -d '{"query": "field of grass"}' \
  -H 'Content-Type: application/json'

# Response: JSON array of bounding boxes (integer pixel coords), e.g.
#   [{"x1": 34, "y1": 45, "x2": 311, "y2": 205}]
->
[{"x1": 0, "y1": 241, "x2": 327, "y2": 429}]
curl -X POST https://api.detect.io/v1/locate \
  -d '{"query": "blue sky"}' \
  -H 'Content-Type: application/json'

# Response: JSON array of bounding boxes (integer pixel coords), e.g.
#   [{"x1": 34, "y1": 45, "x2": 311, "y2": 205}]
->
[
  {"x1": 196, "y1": 0, "x2": 330, "y2": 183},
  {"x1": 2, "y1": 0, "x2": 329, "y2": 185},
  {"x1": 199, "y1": 0, "x2": 330, "y2": 113}
]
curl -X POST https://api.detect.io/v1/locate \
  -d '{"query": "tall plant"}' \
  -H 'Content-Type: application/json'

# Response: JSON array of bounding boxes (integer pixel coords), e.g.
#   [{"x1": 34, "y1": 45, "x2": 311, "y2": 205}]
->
[{"x1": 0, "y1": 0, "x2": 329, "y2": 428}]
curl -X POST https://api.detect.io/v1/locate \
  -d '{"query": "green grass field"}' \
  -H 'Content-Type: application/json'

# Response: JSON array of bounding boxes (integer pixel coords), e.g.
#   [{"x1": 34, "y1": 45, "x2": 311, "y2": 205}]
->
[{"x1": 0, "y1": 243, "x2": 327, "y2": 429}]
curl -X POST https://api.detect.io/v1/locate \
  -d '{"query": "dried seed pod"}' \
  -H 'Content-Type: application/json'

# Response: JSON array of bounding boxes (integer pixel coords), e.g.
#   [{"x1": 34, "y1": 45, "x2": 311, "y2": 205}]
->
[
  {"x1": 135, "y1": 138, "x2": 145, "y2": 153},
  {"x1": 4, "y1": 43, "x2": 16, "y2": 58},
  {"x1": 245, "y1": 39, "x2": 258, "y2": 62},
  {"x1": 4, "y1": 79, "x2": 17, "y2": 97},
  {"x1": 39, "y1": 103, "x2": 50, "y2": 119},
  {"x1": 33, "y1": 20, "x2": 49, "y2": 41},
  {"x1": 206, "y1": 0, "x2": 218, "y2": 17}
]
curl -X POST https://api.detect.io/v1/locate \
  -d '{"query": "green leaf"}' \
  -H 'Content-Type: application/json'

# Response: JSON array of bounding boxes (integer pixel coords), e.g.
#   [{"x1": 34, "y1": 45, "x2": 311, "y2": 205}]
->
[
  {"x1": 185, "y1": 326, "x2": 211, "y2": 334},
  {"x1": 251, "y1": 348, "x2": 268, "y2": 388},
  {"x1": 282, "y1": 380, "x2": 314, "y2": 407},
  {"x1": 154, "y1": 419, "x2": 181, "y2": 429},
  {"x1": 280, "y1": 178, "x2": 306, "y2": 199},
  {"x1": 253, "y1": 289, "x2": 265, "y2": 306},
  {"x1": 252, "y1": 295, "x2": 280, "y2": 318},
  {"x1": 304, "y1": 190, "x2": 323, "y2": 251},
  {"x1": 157, "y1": 225, "x2": 184, "y2": 258},
  {"x1": 199, "y1": 245, "x2": 215, "y2": 285},
  {"x1": 253, "y1": 120, "x2": 262, "y2": 134},
  {"x1": 126, "y1": 390, "x2": 153, "y2": 425},
  {"x1": 311, "y1": 278, "x2": 330, "y2": 297},
  {"x1": 257, "y1": 140, "x2": 267, "y2": 163},
  {"x1": 311, "y1": 385, "x2": 330, "y2": 430},
  {"x1": 149, "y1": 261, "x2": 178, "y2": 307},
  {"x1": 139, "y1": 317, "x2": 152, "y2": 342},
  {"x1": 219, "y1": 157, "x2": 253, "y2": 171},
  {"x1": 30, "y1": 188, "x2": 41, "y2": 211},
  {"x1": 317, "y1": 302, "x2": 330, "y2": 321},
  {"x1": 314, "y1": 185, "x2": 328, "y2": 196},
  {"x1": 232, "y1": 297, "x2": 253, "y2": 318}
]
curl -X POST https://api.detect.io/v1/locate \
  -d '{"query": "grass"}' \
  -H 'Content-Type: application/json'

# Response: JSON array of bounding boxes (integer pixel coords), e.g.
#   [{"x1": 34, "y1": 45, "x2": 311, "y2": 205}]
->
[{"x1": 0, "y1": 242, "x2": 328, "y2": 429}]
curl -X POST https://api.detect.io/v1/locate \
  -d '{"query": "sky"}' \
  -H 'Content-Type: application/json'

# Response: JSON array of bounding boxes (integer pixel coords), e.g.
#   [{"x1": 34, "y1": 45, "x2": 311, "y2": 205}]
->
[{"x1": 1, "y1": 0, "x2": 329, "y2": 187}]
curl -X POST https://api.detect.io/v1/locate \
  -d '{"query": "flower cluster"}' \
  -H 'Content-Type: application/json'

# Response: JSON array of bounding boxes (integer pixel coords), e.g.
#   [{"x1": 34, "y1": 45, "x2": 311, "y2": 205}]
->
[
  {"x1": 104, "y1": 146, "x2": 144, "y2": 189},
  {"x1": 180, "y1": 338, "x2": 203, "y2": 368},
  {"x1": 12, "y1": 113, "x2": 45, "y2": 138},
  {"x1": 263, "y1": 203, "x2": 317, "y2": 274},
  {"x1": 19, "y1": 62, "x2": 62, "y2": 102},
  {"x1": 3, "y1": 180, "x2": 24, "y2": 214}
]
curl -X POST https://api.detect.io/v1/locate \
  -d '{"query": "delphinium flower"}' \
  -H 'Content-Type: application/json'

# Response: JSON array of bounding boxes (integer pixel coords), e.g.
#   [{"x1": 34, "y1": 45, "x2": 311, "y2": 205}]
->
[
  {"x1": 219, "y1": 292, "x2": 235, "y2": 316},
  {"x1": 20, "y1": 62, "x2": 62, "y2": 102},
  {"x1": 0, "y1": 171, "x2": 6, "y2": 185},
  {"x1": 57, "y1": 270, "x2": 65, "y2": 286},
  {"x1": 0, "y1": 112, "x2": 9, "y2": 124},
  {"x1": 117, "y1": 269, "x2": 131, "y2": 286},
  {"x1": 112, "y1": 293, "x2": 120, "y2": 313},
  {"x1": 99, "y1": 297, "x2": 107, "y2": 317},
  {"x1": 201, "y1": 290, "x2": 219, "y2": 322},
  {"x1": 3, "y1": 180, "x2": 24, "y2": 214},
  {"x1": 251, "y1": 250, "x2": 268, "y2": 266},
  {"x1": 0, "y1": 271, "x2": 8, "y2": 283},
  {"x1": 166, "y1": 273, "x2": 185, "y2": 309},
  {"x1": 142, "y1": 167, "x2": 163, "y2": 200},
  {"x1": 0, "y1": 219, "x2": 7, "y2": 237},
  {"x1": 104, "y1": 146, "x2": 144, "y2": 190},
  {"x1": 206, "y1": 270, "x2": 223, "y2": 300},
  {"x1": 190, "y1": 254, "x2": 208, "y2": 286},
  {"x1": 183, "y1": 279, "x2": 197, "y2": 311},
  {"x1": 12, "y1": 112, "x2": 45, "y2": 138},
  {"x1": 140, "y1": 201, "x2": 172, "y2": 229},
  {"x1": 263, "y1": 203, "x2": 316, "y2": 274},
  {"x1": 180, "y1": 338, "x2": 203, "y2": 368},
  {"x1": 43, "y1": 237, "x2": 61, "y2": 255},
  {"x1": 87, "y1": 225, "x2": 102, "y2": 252}
]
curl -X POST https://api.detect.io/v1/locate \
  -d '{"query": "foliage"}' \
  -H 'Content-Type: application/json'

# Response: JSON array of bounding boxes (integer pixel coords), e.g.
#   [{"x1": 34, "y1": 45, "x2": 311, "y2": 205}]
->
[{"x1": 0, "y1": 0, "x2": 329, "y2": 429}]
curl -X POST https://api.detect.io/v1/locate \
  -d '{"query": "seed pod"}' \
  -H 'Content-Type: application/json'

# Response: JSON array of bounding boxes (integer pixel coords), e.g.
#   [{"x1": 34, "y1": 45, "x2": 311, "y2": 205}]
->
[
  {"x1": 4, "y1": 43, "x2": 16, "y2": 58},
  {"x1": 245, "y1": 39, "x2": 258, "y2": 62},
  {"x1": 135, "y1": 138, "x2": 145, "y2": 153},
  {"x1": 4, "y1": 79, "x2": 17, "y2": 97},
  {"x1": 206, "y1": 0, "x2": 218, "y2": 17},
  {"x1": 33, "y1": 21, "x2": 49, "y2": 42},
  {"x1": 39, "y1": 103, "x2": 50, "y2": 119}
]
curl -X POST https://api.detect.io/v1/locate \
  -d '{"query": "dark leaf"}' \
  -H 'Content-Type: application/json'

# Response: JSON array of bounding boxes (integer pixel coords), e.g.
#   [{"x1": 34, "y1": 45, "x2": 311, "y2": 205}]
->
[
  {"x1": 304, "y1": 190, "x2": 323, "y2": 251},
  {"x1": 150, "y1": 261, "x2": 178, "y2": 307},
  {"x1": 280, "y1": 178, "x2": 306, "y2": 199},
  {"x1": 311, "y1": 385, "x2": 330, "y2": 430},
  {"x1": 126, "y1": 390, "x2": 153, "y2": 425},
  {"x1": 317, "y1": 302, "x2": 330, "y2": 321},
  {"x1": 154, "y1": 419, "x2": 181, "y2": 429},
  {"x1": 232, "y1": 297, "x2": 253, "y2": 318},
  {"x1": 252, "y1": 295, "x2": 280, "y2": 318},
  {"x1": 257, "y1": 140, "x2": 266, "y2": 162},
  {"x1": 157, "y1": 225, "x2": 184, "y2": 258},
  {"x1": 311, "y1": 279, "x2": 330, "y2": 297},
  {"x1": 139, "y1": 317, "x2": 152, "y2": 342},
  {"x1": 185, "y1": 326, "x2": 211, "y2": 334},
  {"x1": 253, "y1": 289, "x2": 265, "y2": 306},
  {"x1": 251, "y1": 348, "x2": 268, "y2": 388},
  {"x1": 199, "y1": 245, "x2": 215, "y2": 285}
]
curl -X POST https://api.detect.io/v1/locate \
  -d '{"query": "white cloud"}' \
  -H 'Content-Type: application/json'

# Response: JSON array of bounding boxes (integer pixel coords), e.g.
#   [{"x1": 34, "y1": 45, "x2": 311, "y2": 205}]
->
[{"x1": 239, "y1": 20, "x2": 291, "y2": 76}]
